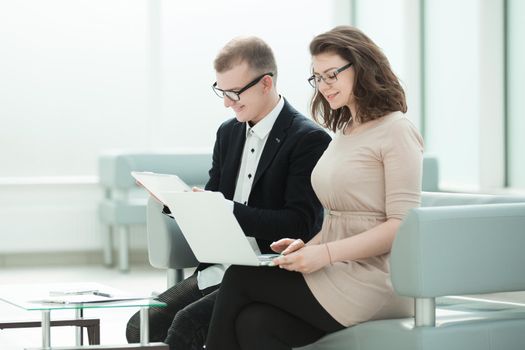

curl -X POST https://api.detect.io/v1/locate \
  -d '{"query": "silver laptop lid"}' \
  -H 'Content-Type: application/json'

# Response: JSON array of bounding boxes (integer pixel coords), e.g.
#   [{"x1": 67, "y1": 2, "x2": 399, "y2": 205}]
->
[{"x1": 162, "y1": 191, "x2": 262, "y2": 266}]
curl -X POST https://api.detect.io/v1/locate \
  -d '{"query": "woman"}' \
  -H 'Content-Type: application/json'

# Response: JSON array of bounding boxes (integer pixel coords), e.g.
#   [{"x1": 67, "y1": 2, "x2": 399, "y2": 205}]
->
[{"x1": 205, "y1": 25, "x2": 423, "y2": 350}]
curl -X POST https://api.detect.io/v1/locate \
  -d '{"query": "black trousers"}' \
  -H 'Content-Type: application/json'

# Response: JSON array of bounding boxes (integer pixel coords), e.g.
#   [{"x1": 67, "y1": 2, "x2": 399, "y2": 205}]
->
[
  {"x1": 126, "y1": 274, "x2": 218, "y2": 350},
  {"x1": 205, "y1": 265, "x2": 344, "y2": 350}
]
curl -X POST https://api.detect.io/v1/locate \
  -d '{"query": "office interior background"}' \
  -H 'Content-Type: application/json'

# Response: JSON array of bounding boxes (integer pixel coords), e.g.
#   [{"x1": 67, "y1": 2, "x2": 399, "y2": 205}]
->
[{"x1": 0, "y1": 0, "x2": 524, "y2": 346}]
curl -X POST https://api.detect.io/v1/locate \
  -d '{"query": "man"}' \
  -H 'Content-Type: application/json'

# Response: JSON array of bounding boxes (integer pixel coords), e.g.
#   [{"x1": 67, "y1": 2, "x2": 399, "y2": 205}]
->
[{"x1": 127, "y1": 36, "x2": 331, "y2": 350}]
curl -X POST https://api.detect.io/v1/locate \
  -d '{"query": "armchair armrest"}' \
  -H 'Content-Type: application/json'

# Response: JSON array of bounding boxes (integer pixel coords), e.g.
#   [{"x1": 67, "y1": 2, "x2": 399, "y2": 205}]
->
[
  {"x1": 391, "y1": 203, "x2": 525, "y2": 298},
  {"x1": 147, "y1": 197, "x2": 198, "y2": 270}
]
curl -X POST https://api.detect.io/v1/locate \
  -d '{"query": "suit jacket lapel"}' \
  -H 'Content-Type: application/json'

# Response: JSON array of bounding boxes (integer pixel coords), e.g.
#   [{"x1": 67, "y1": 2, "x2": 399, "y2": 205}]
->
[
  {"x1": 223, "y1": 121, "x2": 246, "y2": 199},
  {"x1": 252, "y1": 100, "x2": 294, "y2": 188}
]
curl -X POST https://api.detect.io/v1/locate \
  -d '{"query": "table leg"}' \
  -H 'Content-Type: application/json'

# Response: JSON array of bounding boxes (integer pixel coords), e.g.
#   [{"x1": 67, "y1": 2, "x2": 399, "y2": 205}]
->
[
  {"x1": 140, "y1": 306, "x2": 149, "y2": 345},
  {"x1": 41, "y1": 310, "x2": 51, "y2": 349},
  {"x1": 75, "y1": 308, "x2": 84, "y2": 346}
]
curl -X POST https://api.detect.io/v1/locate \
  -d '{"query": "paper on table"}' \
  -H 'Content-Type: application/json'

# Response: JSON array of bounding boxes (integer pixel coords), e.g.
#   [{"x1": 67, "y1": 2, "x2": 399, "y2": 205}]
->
[{"x1": 30, "y1": 293, "x2": 154, "y2": 305}]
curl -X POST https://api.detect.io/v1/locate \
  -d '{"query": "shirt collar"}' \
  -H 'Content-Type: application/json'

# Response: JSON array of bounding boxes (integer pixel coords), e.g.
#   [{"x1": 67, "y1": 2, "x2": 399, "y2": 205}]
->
[{"x1": 245, "y1": 96, "x2": 284, "y2": 139}]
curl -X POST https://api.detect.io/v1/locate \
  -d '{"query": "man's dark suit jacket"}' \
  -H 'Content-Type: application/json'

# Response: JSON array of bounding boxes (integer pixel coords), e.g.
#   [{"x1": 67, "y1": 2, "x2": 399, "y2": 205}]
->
[{"x1": 205, "y1": 99, "x2": 332, "y2": 254}]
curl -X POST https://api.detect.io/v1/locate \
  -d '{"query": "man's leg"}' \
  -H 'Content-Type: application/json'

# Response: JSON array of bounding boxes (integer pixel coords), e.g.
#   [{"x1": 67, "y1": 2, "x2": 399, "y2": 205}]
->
[
  {"x1": 164, "y1": 288, "x2": 218, "y2": 350},
  {"x1": 126, "y1": 274, "x2": 203, "y2": 343}
]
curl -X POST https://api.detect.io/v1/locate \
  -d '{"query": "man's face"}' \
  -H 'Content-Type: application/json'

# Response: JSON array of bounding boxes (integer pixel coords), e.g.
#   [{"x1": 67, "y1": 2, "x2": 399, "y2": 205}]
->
[{"x1": 215, "y1": 61, "x2": 270, "y2": 124}]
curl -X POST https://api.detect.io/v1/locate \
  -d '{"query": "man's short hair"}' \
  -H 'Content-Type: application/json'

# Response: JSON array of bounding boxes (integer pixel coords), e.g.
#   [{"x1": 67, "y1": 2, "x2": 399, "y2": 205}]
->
[{"x1": 214, "y1": 36, "x2": 278, "y2": 81}]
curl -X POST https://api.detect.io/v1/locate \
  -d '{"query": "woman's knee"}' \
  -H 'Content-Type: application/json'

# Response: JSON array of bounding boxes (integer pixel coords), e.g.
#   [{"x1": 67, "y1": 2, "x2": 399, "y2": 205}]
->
[{"x1": 235, "y1": 304, "x2": 275, "y2": 348}]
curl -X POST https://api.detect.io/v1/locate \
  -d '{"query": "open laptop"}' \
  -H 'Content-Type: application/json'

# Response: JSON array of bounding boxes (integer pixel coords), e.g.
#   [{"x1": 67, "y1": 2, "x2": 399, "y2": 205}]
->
[
  {"x1": 162, "y1": 191, "x2": 279, "y2": 267},
  {"x1": 131, "y1": 171, "x2": 191, "y2": 205}
]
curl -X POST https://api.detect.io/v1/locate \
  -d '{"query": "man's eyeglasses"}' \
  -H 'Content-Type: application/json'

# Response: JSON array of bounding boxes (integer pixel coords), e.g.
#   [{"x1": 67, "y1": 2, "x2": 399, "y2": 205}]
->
[
  {"x1": 307, "y1": 62, "x2": 353, "y2": 88},
  {"x1": 212, "y1": 72, "x2": 274, "y2": 101}
]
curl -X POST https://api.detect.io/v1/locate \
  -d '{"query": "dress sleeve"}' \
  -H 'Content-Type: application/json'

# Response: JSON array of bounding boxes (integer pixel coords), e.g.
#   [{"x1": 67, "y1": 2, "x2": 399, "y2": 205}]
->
[{"x1": 381, "y1": 118, "x2": 424, "y2": 220}]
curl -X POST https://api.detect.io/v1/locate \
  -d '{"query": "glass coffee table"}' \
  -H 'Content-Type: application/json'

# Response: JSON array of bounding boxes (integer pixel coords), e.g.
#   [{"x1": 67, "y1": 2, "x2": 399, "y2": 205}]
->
[{"x1": 0, "y1": 282, "x2": 167, "y2": 349}]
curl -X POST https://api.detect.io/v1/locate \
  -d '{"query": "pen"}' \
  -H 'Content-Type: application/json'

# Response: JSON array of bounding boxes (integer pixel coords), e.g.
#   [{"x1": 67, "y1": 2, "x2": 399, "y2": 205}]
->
[
  {"x1": 48, "y1": 290, "x2": 112, "y2": 297},
  {"x1": 49, "y1": 290, "x2": 99, "y2": 296}
]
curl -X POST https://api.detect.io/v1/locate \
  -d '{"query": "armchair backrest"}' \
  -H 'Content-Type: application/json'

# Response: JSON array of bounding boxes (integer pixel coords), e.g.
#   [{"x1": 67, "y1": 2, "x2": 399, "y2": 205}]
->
[
  {"x1": 422, "y1": 156, "x2": 439, "y2": 192},
  {"x1": 99, "y1": 152, "x2": 212, "y2": 192},
  {"x1": 147, "y1": 197, "x2": 198, "y2": 269}
]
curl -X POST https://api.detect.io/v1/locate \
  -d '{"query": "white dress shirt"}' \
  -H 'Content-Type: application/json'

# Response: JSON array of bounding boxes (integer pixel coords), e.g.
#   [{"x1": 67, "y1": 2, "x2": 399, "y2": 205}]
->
[{"x1": 197, "y1": 97, "x2": 285, "y2": 290}]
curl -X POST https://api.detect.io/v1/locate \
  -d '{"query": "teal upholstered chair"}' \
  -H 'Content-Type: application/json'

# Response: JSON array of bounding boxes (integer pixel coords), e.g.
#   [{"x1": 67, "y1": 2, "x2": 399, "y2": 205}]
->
[
  {"x1": 421, "y1": 155, "x2": 439, "y2": 192},
  {"x1": 296, "y1": 192, "x2": 525, "y2": 350},
  {"x1": 98, "y1": 152, "x2": 211, "y2": 272},
  {"x1": 147, "y1": 197, "x2": 199, "y2": 287}
]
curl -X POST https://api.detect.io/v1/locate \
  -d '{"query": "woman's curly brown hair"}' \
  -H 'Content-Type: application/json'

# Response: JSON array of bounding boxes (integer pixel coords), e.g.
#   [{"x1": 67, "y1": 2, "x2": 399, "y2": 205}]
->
[{"x1": 310, "y1": 26, "x2": 407, "y2": 132}]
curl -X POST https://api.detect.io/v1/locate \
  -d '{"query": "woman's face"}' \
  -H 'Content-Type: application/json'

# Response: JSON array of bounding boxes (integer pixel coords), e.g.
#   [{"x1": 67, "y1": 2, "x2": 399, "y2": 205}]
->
[{"x1": 312, "y1": 53, "x2": 355, "y2": 110}]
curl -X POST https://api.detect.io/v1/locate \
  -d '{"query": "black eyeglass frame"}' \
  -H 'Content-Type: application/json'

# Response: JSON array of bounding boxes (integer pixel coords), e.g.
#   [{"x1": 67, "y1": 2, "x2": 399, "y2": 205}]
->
[
  {"x1": 212, "y1": 72, "x2": 274, "y2": 101},
  {"x1": 307, "y1": 62, "x2": 353, "y2": 88}
]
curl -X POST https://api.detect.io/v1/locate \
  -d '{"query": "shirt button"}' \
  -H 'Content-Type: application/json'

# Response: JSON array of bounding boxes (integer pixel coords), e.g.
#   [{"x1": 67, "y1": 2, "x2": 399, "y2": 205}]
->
[
  {"x1": 248, "y1": 174, "x2": 252, "y2": 179},
  {"x1": 244, "y1": 201, "x2": 247, "y2": 205},
  {"x1": 251, "y1": 148, "x2": 255, "y2": 153}
]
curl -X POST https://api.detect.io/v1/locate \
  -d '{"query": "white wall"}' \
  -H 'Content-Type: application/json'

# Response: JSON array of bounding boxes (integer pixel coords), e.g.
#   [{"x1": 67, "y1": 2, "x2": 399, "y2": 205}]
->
[
  {"x1": 0, "y1": 0, "x2": 341, "y2": 254},
  {"x1": 0, "y1": 183, "x2": 100, "y2": 253}
]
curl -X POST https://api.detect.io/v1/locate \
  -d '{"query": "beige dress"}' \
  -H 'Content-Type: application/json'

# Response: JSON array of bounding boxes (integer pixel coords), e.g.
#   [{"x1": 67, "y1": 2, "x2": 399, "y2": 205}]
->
[{"x1": 304, "y1": 112, "x2": 424, "y2": 327}]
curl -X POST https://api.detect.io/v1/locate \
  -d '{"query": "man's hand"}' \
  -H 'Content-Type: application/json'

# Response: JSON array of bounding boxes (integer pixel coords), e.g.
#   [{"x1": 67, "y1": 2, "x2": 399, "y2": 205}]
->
[
  {"x1": 270, "y1": 238, "x2": 304, "y2": 254},
  {"x1": 192, "y1": 187, "x2": 205, "y2": 192},
  {"x1": 272, "y1": 244, "x2": 330, "y2": 274}
]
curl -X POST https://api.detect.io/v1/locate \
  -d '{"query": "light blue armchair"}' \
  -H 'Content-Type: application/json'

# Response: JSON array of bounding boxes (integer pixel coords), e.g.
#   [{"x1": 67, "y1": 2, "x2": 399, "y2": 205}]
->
[
  {"x1": 98, "y1": 152, "x2": 211, "y2": 272},
  {"x1": 296, "y1": 192, "x2": 525, "y2": 350}
]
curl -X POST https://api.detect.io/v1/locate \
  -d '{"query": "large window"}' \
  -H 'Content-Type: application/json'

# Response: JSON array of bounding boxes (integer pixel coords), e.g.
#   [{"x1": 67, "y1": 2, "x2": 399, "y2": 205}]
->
[
  {"x1": 507, "y1": 0, "x2": 525, "y2": 188},
  {"x1": 156, "y1": 0, "x2": 336, "y2": 152},
  {"x1": 0, "y1": 0, "x2": 338, "y2": 180},
  {"x1": 0, "y1": 0, "x2": 150, "y2": 178},
  {"x1": 0, "y1": 0, "x2": 522, "y2": 188},
  {"x1": 423, "y1": 0, "x2": 505, "y2": 191},
  {"x1": 354, "y1": 0, "x2": 422, "y2": 129}
]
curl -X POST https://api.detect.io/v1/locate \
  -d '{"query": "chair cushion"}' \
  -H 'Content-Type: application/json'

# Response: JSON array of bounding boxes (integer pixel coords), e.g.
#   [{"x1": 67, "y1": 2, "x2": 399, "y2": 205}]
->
[{"x1": 295, "y1": 305, "x2": 525, "y2": 350}]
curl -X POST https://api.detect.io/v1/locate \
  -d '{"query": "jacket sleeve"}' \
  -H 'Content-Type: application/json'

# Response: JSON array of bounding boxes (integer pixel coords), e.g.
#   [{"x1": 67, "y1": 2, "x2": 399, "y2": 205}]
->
[
  {"x1": 205, "y1": 125, "x2": 223, "y2": 192},
  {"x1": 233, "y1": 129, "x2": 331, "y2": 242}
]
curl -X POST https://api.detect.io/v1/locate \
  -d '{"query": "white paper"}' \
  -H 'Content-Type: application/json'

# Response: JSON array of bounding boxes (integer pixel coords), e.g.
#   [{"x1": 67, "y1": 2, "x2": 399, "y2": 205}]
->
[{"x1": 131, "y1": 171, "x2": 191, "y2": 204}]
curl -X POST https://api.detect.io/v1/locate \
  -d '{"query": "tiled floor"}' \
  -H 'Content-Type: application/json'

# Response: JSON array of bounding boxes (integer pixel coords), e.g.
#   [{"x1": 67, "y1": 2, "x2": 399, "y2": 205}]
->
[{"x1": 0, "y1": 264, "x2": 189, "y2": 349}]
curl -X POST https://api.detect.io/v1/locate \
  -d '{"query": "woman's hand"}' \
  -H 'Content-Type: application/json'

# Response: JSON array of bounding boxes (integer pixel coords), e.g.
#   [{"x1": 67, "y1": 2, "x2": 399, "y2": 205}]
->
[
  {"x1": 270, "y1": 238, "x2": 304, "y2": 254},
  {"x1": 191, "y1": 187, "x2": 205, "y2": 192},
  {"x1": 272, "y1": 244, "x2": 330, "y2": 274}
]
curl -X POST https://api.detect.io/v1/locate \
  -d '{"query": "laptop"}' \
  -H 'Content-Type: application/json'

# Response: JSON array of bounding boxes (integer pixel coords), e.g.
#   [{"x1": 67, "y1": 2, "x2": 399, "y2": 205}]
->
[
  {"x1": 162, "y1": 191, "x2": 279, "y2": 266},
  {"x1": 131, "y1": 171, "x2": 191, "y2": 205}
]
